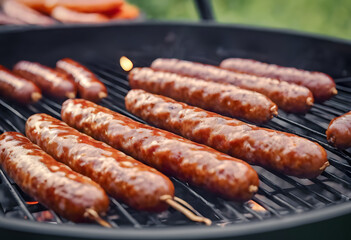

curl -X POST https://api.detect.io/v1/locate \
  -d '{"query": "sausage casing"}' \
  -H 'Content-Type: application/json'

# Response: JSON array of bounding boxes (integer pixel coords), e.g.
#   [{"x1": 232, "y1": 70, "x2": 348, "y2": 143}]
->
[
  {"x1": 151, "y1": 58, "x2": 314, "y2": 113},
  {"x1": 0, "y1": 132, "x2": 109, "y2": 222},
  {"x1": 125, "y1": 89, "x2": 329, "y2": 178},
  {"x1": 2, "y1": 0, "x2": 55, "y2": 26},
  {"x1": 56, "y1": 58, "x2": 107, "y2": 102},
  {"x1": 0, "y1": 65, "x2": 42, "y2": 104},
  {"x1": 61, "y1": 99, "x2": 259, "y2": 202},
  {"x1": 13, "y1": 61, "x2": 77, "y2": 99},
  {"x1": 51, "y1": 7, "x2": 109, "y2": 23},
  {"x1": 326, "y1": 111, "x2": 351, "y2": 149},
  {"x1": 129, "y1": 68, "x2": 277, "y2": 124},
  {"x1": 220, "y1": 58, "x2": 337, "y2": 102},
  {"x1": 26, "y1": 113, "x2": 174, "y2": 212}
]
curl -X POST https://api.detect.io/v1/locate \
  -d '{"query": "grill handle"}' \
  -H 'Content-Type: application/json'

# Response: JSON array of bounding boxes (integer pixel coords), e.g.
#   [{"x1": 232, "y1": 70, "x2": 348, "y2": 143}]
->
[{"x1": 194, "y1": 0, "x2": 215, "y2": 21}]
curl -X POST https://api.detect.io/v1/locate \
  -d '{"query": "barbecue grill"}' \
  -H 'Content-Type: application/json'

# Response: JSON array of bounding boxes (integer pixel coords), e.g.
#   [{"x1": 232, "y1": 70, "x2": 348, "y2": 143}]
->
[{"x1": 1, "y1": 3, "x2": 351, "y2": 239}]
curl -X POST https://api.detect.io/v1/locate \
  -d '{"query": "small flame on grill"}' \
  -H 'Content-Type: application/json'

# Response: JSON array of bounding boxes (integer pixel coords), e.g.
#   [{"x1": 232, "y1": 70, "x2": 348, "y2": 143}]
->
[
  {"x1": 120, "y1": 56, "x2": 133, "y2": 71},
  {"x1": 248, "y1": 200, "x2": 266, "y2": 213},
  {"x1": 26, "y1": 201, "x2": 39, "y2": 205}
]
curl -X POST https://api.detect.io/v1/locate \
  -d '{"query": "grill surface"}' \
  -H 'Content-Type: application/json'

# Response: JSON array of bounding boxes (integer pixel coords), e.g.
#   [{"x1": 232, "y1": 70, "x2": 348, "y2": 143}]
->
[{"x1": 0, "y1": 23, "x2": 351, "y2": 239}]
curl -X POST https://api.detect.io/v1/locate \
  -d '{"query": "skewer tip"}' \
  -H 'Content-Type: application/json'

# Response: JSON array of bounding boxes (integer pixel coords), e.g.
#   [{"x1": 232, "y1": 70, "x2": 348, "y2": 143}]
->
[
  {"x1": 270, "y1": 105, "x2": 278, "y2": 117},
  {"x1": 319, "y1": 161, "x2": 330, "y2": 171},
  {"x1": 306, "y1": 97, "x2": 314, "y2": 106},
  {"x1": 98, "y1": 92, "x2": 107, "y2": 99},
  {"x1": 331, "y1": 87, "x2": 338, "y2": 95},
  {"x1": 66, "y1": 92, "x2": 76, "y2": 99},
  {"x1": 249, "y1": 185, "x2": 258, "y2": 193},
  {"x1": 161, "y1": 195, "x2": 212, "y2": 226},
  {"x1": 84, "y1": 208, "x2": 111, "y2": 228},
  {"x1": 31, "y1": 92, "x2": 42, "y2": 102}
]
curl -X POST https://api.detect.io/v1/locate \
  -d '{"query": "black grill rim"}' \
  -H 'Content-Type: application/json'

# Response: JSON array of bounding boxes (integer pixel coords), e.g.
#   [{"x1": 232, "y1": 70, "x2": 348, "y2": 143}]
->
[
  {"x1": 0, "y1": 202, "x2": 350, "y2": 240},
  {"x1": 0, "y1": 22, "x2": 351, "y2": 239}
]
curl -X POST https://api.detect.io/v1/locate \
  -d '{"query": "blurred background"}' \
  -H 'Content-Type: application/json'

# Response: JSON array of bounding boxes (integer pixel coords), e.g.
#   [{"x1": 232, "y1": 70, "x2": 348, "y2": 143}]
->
[
  {"x1": 1, "y1": 0, "x2": 350, "y2": 40},
  {"x1": 130, "y1": 0, "x2": 351, "y2": 40}
]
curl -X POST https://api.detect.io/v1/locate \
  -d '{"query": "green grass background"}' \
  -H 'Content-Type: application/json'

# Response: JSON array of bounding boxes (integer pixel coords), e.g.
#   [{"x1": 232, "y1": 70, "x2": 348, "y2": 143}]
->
[{"x1": 129, "y1": 0, "x2": 351, "y2": 40}]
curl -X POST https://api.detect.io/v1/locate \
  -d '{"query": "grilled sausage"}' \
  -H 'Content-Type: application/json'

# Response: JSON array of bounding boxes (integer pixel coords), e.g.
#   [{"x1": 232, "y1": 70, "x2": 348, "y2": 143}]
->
[
  {"x1": 13, "y1": 61, "x2": 77, "y2": 99},
  {"x1": 2, "y1": 0, "x2": 55, "y2": 26},
  {"x1": 0, "y1": 65, "x2": 42, "y2": 104},
  {"x1": 0, "y1": 12, "x2": 25, "y2": 25},
  {"x1": 26, "y1": 113, "x2": 174, "y2": 212},
  {"x1": 0, "y1": 132, "x2": 109, "y2": 222},
  {"x1": 51, "y1": 7, "x2": 109, "y2": 23},
  {"x1": 220, "y1": 58, "x2": 337, "y2": 102},
  {"x1": 44, "y1": 0, "x2": 124, "y2": 13},
  {"x1": 151, "y1": 58, "x2": 314, "y2": 113},
  {"x1": 56, "y1": 58, "x2": 107, "y2": 102},
  {"x1": 326, "y1": 111, "x2": 351, "y2": 149},
  {"x1": 129, "y1": 68, "x2": 278, "y2": 124},
  {"x1": 125, "y1": 89, "x2": 329, "y2": 178},
  {"x1": 61, "y1": 99, "x2": 259, "y2": 202}
]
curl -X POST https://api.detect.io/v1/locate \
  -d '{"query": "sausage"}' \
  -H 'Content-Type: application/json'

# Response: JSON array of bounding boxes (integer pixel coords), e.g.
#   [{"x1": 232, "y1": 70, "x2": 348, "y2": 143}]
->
[
  {"x1": 13, "y1": 61, "x2": 77, "y2": 99},
  {"x1": 56, "y1": 58, "x2": 107, "y2": 102},
  {"x1": 151, "y1": 58, "x2": 314, "y2": 113},
  {"x1": 0, "y1": 65, "x2": 42, "y2": 104},
  {"x1": 0, "y1": 132, "x2": 109, "y2": 222},
  {"x1": 125, "y1": 89, "x2": 330, "y2": 178},
  {"x1": 110, "y1": 3, "x2": 140, "y2": 20},
  {"x1": 44, "y1": 0, "x2": 124, "y2": 13},
  {"x1": 61, "y1": 99, "x2": 259, "y2": 202},
  {"x1": 0, "y1": 12, "x2": 25, "y2": 25},
  {"x1": 326, "y1": 111, "x2": 351, "y2": 149},
  {"x1": 26, "y1": 113, "x2": 174, "y2": 212},
  {"x1": 51, "y1": 6, "x2": 109, "y2": 23},
  {"x1": 220, "y1": 58, "x2": 337, "y2": 102},
  {"x1": 129, "y1": 68, "x2": 278, "y2": 124},
  {"x1": 2, "y1": 0, "x2": 55, "y2": 26}
]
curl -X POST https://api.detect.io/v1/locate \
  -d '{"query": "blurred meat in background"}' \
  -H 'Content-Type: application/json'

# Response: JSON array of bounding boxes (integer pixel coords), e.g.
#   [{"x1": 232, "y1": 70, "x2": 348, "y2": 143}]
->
[{"x1": 0, "y1": 0, "x2": 140, "y2": 25}]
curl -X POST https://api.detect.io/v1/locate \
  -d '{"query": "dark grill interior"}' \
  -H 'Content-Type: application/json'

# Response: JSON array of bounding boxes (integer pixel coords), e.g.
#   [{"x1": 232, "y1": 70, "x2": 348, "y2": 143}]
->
[{"x1": 0, "y1": 54, "x2": 351, "y2": 229}]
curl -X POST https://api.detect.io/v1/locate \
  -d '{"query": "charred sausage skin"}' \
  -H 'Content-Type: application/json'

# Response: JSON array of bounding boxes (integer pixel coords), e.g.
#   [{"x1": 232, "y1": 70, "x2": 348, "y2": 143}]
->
[
  {"x1": 0, "y1": 132, "x2": 109, "y2": 222},
  {"x1": 0, "y1": 65, "x2": 42, "y2": 104},
  {"x1": 61, "y1": 99, "x2": 259, "y2": 202},
  {"x1": 151, "y1": 58, "x2": 314, "y2": 113},
  {"x1": 125, "y1": 89, "x2": 329, "y2": 179},
  {"x1": 220, "y1": 58, "x2": 337, "y2": 102},
  {"x1": 326, "y1": 111, "x2": 351, "y2": 149},
  {"x1": 56, "y1": 58, "x2": 107, "y2": 102},
  {"x1": 129, "y1": 68, "x2": 277, "y2": 124},
  {"x1": 13, "y1": 61, "x2": 77, "y2": 99},
  {"x1": 26, "y1": 113, "x2": 174, "y2": 212}
]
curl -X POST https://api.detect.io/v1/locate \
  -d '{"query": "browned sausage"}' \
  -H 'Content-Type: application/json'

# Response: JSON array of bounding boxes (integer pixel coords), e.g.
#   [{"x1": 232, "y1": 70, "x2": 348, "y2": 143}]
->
[
  {"x1": 56, "y1": 58, "x2": 107, "y2": 102},
  {"x1": 44, "y1": 0, "x2": 124, "y2": 13},
  {"x1": 0, "y1": 65, "x2": 42, "y2": 104},
  {"x1": 0, "y1": 12, "x2": 25, "y2": 25},
  {"x1": 0, "y1": 132, "x2": 109, "y2": 222},
  {"x1": 51, "y1": 7, "x2": 109, "y2": 23},
  {"x1": 129, "y1": 68, "x2": 278, "y2": 124},
  {"x1": 61, "y1": 99, "x2": 259, "y2": 202},
  {"x1": 2, "y1": 0, "x2": 55, "y2": 26},
  {"x1": 13, "y1": 61, "x2": 77, "y2": 99},
  {"x1": 26, "y1": 113, "x2": 174, "y2": 212},
  {"x1": 326, "y1": 111, "x2": 351, "y2": 149},
  {"x1": 220, "y1": 58, "x2": 337, "y2": 102},
  {"x1": 151, "y1": 58, "x2": 314, "y2": 113},
  {"x1": 125, "y1": 89, "x2": 329, "y2": 178}
]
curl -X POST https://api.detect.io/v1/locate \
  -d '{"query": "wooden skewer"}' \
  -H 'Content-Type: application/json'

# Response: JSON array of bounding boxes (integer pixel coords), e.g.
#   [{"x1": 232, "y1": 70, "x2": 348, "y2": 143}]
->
[
  {"x1": 84, "y1": 208, "x2": 112, "y2": 228},
  {"x1": 160, "y1": 195, "x2": 212, "y2": 226}
]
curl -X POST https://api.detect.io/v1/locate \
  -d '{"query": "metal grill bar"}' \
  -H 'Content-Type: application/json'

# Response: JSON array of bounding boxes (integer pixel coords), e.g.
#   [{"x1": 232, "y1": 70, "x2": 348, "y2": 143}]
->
[{"x1": 0, "y1": 58, "x2": 350, "y2": 230}]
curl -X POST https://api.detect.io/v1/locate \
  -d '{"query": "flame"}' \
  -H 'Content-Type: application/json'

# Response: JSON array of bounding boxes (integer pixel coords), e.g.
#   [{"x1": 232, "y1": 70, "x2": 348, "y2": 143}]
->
[
  {"x1": 120, "y1": 56, "x2": 133, "y2": 71},
  {"x1": 248, "y1": 200, "x2": 266, "y2": 212},
  {"x1": 26, "y1": 201, "x2": 39, "y2": 205}
]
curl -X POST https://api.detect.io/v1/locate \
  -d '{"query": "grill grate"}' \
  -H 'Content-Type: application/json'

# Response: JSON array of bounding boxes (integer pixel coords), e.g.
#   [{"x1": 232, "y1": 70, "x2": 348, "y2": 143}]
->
[{"x1": 0, "y1": 57, "x2": 351, "y2": 229}]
